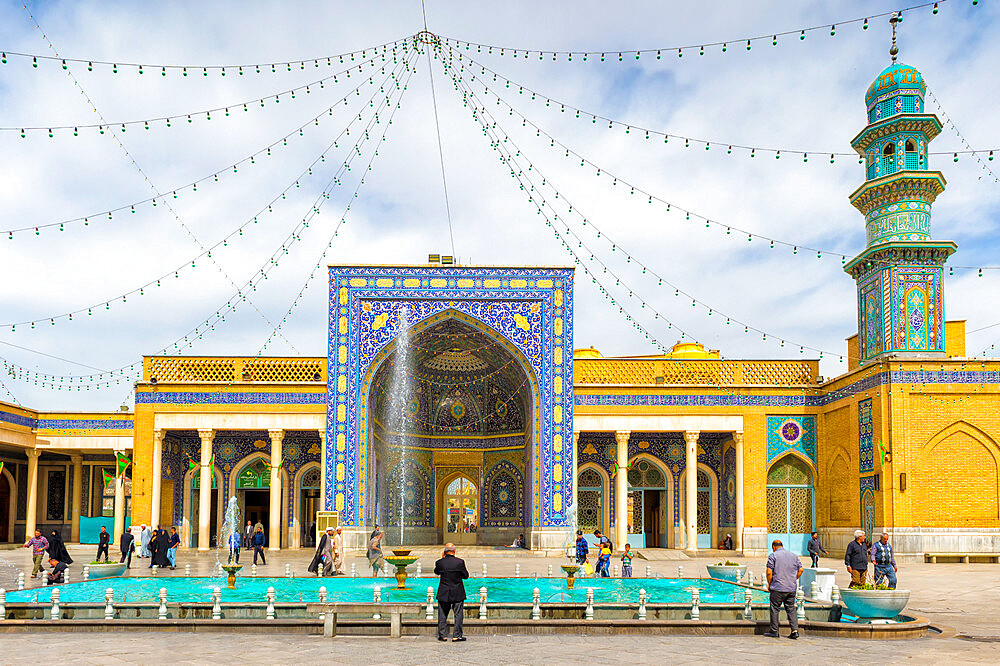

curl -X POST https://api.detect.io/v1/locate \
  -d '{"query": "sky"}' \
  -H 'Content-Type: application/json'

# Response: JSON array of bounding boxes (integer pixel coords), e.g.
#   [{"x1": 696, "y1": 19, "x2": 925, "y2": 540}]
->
[{"x1": 1, "y1": 0, "x2": 998, "y2": 412}]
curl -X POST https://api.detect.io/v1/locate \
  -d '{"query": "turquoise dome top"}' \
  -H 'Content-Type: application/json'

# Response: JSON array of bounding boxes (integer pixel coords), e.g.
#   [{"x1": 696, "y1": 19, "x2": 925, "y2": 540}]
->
[{"x1": 865, "y1": 63, "x2": 926, "y2": 109}]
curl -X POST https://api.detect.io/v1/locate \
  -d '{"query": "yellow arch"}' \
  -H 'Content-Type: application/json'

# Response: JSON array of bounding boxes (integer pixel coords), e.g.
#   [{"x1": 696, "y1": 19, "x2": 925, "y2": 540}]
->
[
  {"x1": 357, "y1": 308, "x2": 541, "y2": 527},
  {"x1": 767, "y1": 450, "x2": 817, "y2": 481}
]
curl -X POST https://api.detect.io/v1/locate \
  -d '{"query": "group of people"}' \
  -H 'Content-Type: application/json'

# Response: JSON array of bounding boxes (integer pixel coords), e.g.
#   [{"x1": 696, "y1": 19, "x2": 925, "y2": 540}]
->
[
  {"x1": 132, "y1": 524, "x2": 180, "y2": 570},
  {"x1": 230, "y1": 520, "x2": 268, "y2": 565},
  {"x1": 22, "y1": 528, "x2": 73, "y2": 584},
  {"x1": 574, "y1": 529, "x2": 634, "y2": 577},
  {"x1": 307, "y1": 526, "x2": 345, "y2": 576},
  {"x1": 845, "y1": 529, "x2": 898, "y2": 589}
]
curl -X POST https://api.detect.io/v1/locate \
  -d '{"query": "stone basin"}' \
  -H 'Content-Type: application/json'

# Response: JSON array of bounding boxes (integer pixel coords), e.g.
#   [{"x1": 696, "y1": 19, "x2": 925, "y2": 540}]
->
[
  {"x1": 560, "y1": 564, "x2": 580, "y2": 589},
  {"x1": 391, "y1": 549, "x2": 412, "y2": 557},
  {"x1": 706, "y1": 564, "x2": 747, "y2": 583},
  {"x1": 839, "y1": 589, "x2": 910, "y2": 619},
  {"x1": 84, "y1": 562, "x2": 128, "y2": 579}
]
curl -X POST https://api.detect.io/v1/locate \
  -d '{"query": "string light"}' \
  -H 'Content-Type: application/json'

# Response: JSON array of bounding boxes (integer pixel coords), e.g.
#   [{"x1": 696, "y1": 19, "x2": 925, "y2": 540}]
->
[
  {"x1": 440, "y1": 1, "x2": 953, "y2": 61},
  {"x1": 448, "y1": 59, "x2": 844, "y2": 360},
  {"x1": 3, "y1": 52, "x2": 409, "y2": 238},
  {"x1": 2, "y1": 56, "x2": 414, "y2": 346},
  {"x1": 446, "y1": 47, "x2": 996, "y2": 273},
  {"x1": 0, "y1": 36, "x2": 409, "y2": 76}
]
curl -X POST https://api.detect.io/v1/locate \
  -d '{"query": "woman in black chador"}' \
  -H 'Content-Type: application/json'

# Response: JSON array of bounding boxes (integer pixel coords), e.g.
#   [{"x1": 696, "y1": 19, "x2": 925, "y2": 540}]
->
[
  {"x1": 46, "y1": 529, "x2": 73, "y2": 564},
  {"x1": 150, "y1": 528, "x2": 171, "y2": 569}
]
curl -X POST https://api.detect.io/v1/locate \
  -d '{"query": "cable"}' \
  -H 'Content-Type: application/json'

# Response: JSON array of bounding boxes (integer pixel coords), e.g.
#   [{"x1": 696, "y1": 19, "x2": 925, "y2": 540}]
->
[
  {"x1": 0, "y1": 33, "x2": 411, "y2": 75},
  {"x1": 439, "y1": 1, "x2": 952, "y2": 59},
  {"x1": 2, "y1": 50, "x2": 389, "y2": 133},
  {"x1": 420, "y1": 12, "x2": 457, "y2": 257},
  {"x1": 447, "y1": 48, "x2": 845, "y2": 360},
  {"x1": 447, "y1": 46, "x2": 999, "y2": 273},
  {"x1": 926, "y1": 87, "x2": 1000, "y2": 183},
  {"x1": 3, "y1": 54, "x2": 413, "y2": 331},
  {"x1": 5, "y1": 55, "x2": 416, "y2": 389}
]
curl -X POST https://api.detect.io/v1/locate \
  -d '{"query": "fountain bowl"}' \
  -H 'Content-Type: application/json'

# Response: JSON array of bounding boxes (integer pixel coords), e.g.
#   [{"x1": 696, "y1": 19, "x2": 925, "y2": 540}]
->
[
  {"x1": 383, "y1": 554, "x2": 419, "y2": 590},
  {"x1": 220, "y1": 563, "x2": 244, "y2": 590},
  {"x1": 560, "y1": 564, "x2": 581, "y2": 589},
  {"x1": 391, "y1": 549, "x2": 412, "y2": 557}
]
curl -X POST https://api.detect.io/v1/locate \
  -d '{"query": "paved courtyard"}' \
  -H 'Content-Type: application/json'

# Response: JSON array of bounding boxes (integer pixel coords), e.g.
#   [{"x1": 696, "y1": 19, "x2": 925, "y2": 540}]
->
[{"x1": 1, "y1": 544, "x2": 998, "y2": 664}]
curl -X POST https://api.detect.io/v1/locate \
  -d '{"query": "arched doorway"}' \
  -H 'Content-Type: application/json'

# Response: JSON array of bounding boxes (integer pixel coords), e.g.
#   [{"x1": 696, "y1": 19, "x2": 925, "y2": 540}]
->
[
  {"x1": 236, "y1": 458, "x2": 271, "y2": 544},
  {"x1": 298, "y1": 465, "x2": 322, "y2": 548},
  {"x1": 766, "y1": 454, "x2": 815, "y2": 555},
  {"x1": 577, "y1": 466, "x2": 607, "y2": 537},
  {"x1": 679, "y1": 465, "x2": 717, "y2": 549},
  {"x1": 443, "y1": 475, "x2": 479, "y2": 545},
  {"x1": 365, "y1": 312, "x2": 533, "y2": 545},
  {"x1": 627, "y1": 458, "x2": 670, "y2": 548},
  {"x1": 188, "y1": 469, "x2": 219, "y2": 548}
]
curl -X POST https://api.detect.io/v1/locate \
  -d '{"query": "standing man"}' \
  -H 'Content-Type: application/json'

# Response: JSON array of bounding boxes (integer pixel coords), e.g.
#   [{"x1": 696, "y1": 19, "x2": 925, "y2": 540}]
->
[
  {"x1": 845, "y1": 530, "x2": 869, "y2": 588},
  {"x1": 120, "y1": 526, "x2": 135, "y2": 568},
  {"x1": 253, "y1": 525, "x2": 267, "y2": 565},
  {"x1": 807, "y1": 532, "x2": 829, "y2": 568},
  {"x1": 228, "y1": 528, "x2": 242, "y2": 565},
  {"x1": 332, "y1": 527, "x2": 345, "y2": 575},
  {"x1": 139, "y1": 524, "x2": 152, "y2": 558},
  {"x1": 434, "y1": 543, "x2": 470, "y2": 642},
  {"x1": 574, "y1": 530, "x2": 589, "y2": 565},
  {"x1": 96, "y1": 525, "x2": 111, "y2": 562},
  {"x1": 244, "y1": 520, "x2": 254, "y2": 549},
  {"x1": 871, "y1": 532, "x2": 898, "y2": 589},
  {"x1": 167, "y1": 527, "x2": 181, "y2": 570},
  {"x1": 22, "y1": 529, "x2": 48, "y2": 578},
  {"x1": 764, "y1": 539, "x2": 803, "y2": 639}
]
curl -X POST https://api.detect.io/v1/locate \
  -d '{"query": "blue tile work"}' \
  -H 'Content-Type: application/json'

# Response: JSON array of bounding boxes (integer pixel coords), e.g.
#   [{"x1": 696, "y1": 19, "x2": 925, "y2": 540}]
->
[
  {"x1": 574, "y1": 369, "x2": 1000, "y2": 409},
  {"x1": 135, "y1": 391, "x2": 325, "y2": 405},
  {"x1": 577, "y1": 432, "x2": 616, "y2": 526},
  {"x1": 483, "y1": 459, "x2": 524, "y2": 527},
  {"x1": 766, "y1": 416, "x2": 817, "y2": 465},
  {"x1": 859, "y1": 398, "x2": 874, "y2": 473},
  {"x1": 36, "y1": 418, "x2": 134, "y2": 431},
  {"x1": 0, "y1": 410, "x2": 35, "y2": 428},
  {"x1": 328, "y1": 266, "x2": 574, "y2": 529},
  {"x1": 722, "y1": 447, "x2": 736, "y2": 527},
  {"x1": 860, "y1": 475, "x2": 876, "y2": 538},
  {"x1": 377, "y1": 433, "x2": 525, "y2": 451}
]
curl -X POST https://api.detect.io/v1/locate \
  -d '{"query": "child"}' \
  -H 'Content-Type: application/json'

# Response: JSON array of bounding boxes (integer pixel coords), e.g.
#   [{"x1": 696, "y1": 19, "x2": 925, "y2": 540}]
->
[
  {"x1": 597, "y1": 542, "x2": 612, "y2": 578},
  {"x1": 621, "y1": 544, "x2": 633, "y2": 578}
]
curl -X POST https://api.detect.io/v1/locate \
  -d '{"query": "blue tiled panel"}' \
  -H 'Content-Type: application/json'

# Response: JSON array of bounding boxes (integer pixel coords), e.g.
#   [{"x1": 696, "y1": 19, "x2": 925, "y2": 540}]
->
[
  {"x1": 36, "y1": 418, "x2": 134, "y2": 430},
  {"x1": 135, "y1": 391, "x2": 326, "y2": 405},
  {"x1": 766, "y1": 416, "x2": 817, "y2": 465},
  {"x1": 859, "y1": 398, "x2": 874, "y2": 473},
  {"x1": 0, "y1": 410, "x2": 36, "y2": 428}
]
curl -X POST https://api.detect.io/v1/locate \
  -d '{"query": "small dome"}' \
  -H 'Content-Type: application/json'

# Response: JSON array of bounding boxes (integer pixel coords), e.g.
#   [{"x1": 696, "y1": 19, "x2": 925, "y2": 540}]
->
[{"x1": 866, "y1": 63, "x2": 925, "y2": 109}]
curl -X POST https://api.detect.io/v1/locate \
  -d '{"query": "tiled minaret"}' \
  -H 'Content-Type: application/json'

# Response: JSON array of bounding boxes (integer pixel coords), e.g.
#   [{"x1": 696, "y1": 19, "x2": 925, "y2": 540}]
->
[{"x1": 844, "y1": 14, "x2": 956, "y2": 364}]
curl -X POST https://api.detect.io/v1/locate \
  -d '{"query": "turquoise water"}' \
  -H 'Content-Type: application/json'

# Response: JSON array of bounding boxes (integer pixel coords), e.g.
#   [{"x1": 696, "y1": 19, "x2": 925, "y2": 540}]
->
[{"x1": 5, "y1": 576, "x2": 768, "y2": 605}]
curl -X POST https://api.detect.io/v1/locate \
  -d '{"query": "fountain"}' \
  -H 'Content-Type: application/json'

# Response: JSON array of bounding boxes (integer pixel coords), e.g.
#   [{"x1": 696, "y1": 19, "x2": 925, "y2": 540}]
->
[
  {"x1": 379, "y1": 305, "x2": 419, "y2": 589},
  {"x1": 383, "y1": 549, "x2": 419, "y2": 590},
  {"x1": 219, "y1": 496, "x2": 244, "y2": 589},
  {"x1": 560, "y1": 501, "x2": 580, "y2": 588}
]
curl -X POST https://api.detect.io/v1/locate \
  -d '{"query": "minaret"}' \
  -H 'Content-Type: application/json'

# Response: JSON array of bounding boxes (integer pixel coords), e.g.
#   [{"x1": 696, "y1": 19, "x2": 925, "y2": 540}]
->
[{"x1": 844, "y1": 14, "x2": 956, "y2": 364}]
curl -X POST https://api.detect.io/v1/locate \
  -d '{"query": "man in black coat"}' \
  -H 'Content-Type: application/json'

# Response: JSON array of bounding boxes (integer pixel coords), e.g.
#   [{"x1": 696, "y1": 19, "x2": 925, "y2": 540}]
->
[
  {"x1": 120, "y1": 527, "x2": 135, "y2": 568},
  {"x1": 434, "y1": 542, "x2": 470, "y2": 642},
  {"x1": 97, "y1": 526, "x2": 111, "y2": 562}
]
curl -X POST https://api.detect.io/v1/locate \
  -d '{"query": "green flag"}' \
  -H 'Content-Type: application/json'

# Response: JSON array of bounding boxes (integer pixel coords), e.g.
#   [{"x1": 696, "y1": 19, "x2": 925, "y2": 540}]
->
[
  {"x1": 187, "y1": 456, "x2": 198, "y2": 473},
  {"x1": 116, "y1": 451, "x2": 131, "y2": 477},
  {"x1": 102, "y1": 468, "x2": 115, "y2": 489},
  {"x1": 0, "y1": 461, "x2": 4, "y2": 477},
  {"x1": 277, "y1": 458, "x2": 283, "y2": 472}
]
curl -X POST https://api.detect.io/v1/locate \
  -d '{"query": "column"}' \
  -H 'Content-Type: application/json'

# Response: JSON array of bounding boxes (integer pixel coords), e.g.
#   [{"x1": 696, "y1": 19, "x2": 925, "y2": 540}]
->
[
  {"x1": 684, "y1": 431, "x2": 700, "y2": 553},
  {"x1": 197, "y1": 429, "x2": 214, "y2": 551},
  {"x1": 150, "y1": 429, "x2": 164, "y2": 529},
  {"x1": 113, "y1": 465, "x2": 126, "y2": 541},
  {"x1": 269, "y1": 429, "x2": 284, "y2": 550},
  {"x1": 734, "y1": 432, "x2": 745, "y2": 552},
  {"x1": 25, "y1": 449, "x2": 40, "y2": 538},
  {"x1": 70, "y1": 454, "x2": 83, "y2": 542},
  {"x1": 571, "y1": 431, "x2": 581, "y2": 513},
  {"x1": 614, "y1": 431, "x2": 629, "y2": 551}
]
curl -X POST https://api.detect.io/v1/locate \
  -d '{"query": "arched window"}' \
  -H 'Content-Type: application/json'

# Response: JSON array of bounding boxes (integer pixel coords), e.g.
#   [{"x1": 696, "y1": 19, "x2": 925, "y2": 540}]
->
[
  {"x1": 881, "y1": 142, "x2": 897, "y2": 176},
  {"x1": 883, "y1": 143, "x2": 895, "y2": 156},
  {"x1": 766, "y1": 455, "x2": 815, "y2": 554},
  {"x1": 577, "y1": 468, "x2": 605, "y2": 535},
  {"x1": 904, "y1": 139, "x2": 919, "y2": 169}
]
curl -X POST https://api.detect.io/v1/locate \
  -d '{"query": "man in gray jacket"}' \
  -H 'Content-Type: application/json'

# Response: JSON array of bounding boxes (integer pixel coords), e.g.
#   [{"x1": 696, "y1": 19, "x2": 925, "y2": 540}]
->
[{"x1": 764, "y1": 539, "x2": 803, "y2": 639}]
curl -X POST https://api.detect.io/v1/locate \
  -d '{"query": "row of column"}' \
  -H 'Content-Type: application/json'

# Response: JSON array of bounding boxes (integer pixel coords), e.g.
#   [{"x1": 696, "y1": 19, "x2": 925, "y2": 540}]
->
[
  {"x1": 22, "y1": 449, "x2": 126, "y2": 544},
  {"x1": 579, "y1": 430, "x2": 744, "y2": 554},
  {"x1": 149, "y1": 428, "x2": 288, "y2": 551}
]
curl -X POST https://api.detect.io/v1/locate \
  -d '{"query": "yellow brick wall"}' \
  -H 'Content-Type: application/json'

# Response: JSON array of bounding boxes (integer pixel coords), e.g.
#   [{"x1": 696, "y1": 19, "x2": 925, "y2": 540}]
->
[
  {"x1": 896, "y1": 390, "x2": 1000, "y2": 527},
  {"x1": 131, "y1": 406, "x2": 155, "y2": 526},
  {"x1": 817, "y1": 403, "x2": 856, "y2": 526},
  {"x1": 743, "y1": 413, "x2": 768, "y2": 528}
]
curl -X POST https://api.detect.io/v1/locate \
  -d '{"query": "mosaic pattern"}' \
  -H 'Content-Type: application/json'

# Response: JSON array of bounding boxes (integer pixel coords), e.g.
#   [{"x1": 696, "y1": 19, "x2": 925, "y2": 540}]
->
[
  {"x1": 35, "y1": 418, "x2": 134, "y2": 431},
  {"x1": 136, "y1": 391, "x2": 326, "y2": 405},
  {"x1": 859, "y1": 398, "x2": 874, "y2": 473},
  {"x1": 328, "y1": 266, "x2": 573, "y2": 528},
  {"x1": 766, "y1": 416, "x2": 816, "y2": 464},
  {"x1": 483, "y1": 460, "x2": 523, "y2": 527},
  {"x1": 385, "y1": 460, "x2": 432, "y2": 527},
  {"x1": 721, "y1": 447, "x2": 736, "y2": 527},
  {"x1": 860, "y1": 476, "x2": 877, "y2": 538},
  {"x1": 0, "y1": 410, "x2": 37, "y2": 428}
]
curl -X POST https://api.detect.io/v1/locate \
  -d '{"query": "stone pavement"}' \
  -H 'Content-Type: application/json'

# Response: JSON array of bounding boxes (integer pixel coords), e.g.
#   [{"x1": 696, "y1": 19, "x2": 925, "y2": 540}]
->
[{"x1": 1, "y1": 544, "x2": 998, "y2": 663}]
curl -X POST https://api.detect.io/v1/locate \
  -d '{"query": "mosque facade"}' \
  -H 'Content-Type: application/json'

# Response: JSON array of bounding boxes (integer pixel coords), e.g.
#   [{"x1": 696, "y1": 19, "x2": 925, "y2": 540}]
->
[{"x1": 2, "y1": 60, "x2": 999, "y2": 558}]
